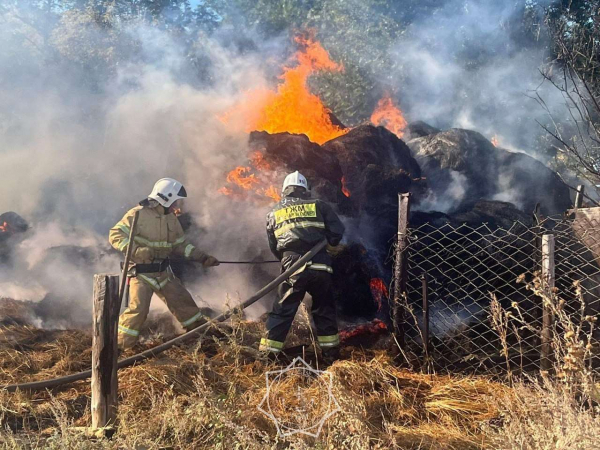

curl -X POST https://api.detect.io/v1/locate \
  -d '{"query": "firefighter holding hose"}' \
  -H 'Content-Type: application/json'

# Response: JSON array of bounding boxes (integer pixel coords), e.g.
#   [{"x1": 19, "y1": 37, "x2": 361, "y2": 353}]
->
[
  {"x1": 109, "y1": 178, "x2": 220, "y2": 350},
  {"x1": 261, "y1": 171, "x2": 345, "y2": 362}
]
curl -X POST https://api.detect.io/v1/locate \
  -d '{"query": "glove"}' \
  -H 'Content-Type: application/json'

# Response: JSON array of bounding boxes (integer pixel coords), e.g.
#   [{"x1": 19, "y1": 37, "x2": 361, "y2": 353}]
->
[
  {"x1": 133, "y1": 246, "x2": 153, "y2": 263},
  {"x1": 203, "y1": 255, "x2": 220, "y2": 267},
  {"x1": 326, "y1": 244, "x2": 346, "y2": 257}
]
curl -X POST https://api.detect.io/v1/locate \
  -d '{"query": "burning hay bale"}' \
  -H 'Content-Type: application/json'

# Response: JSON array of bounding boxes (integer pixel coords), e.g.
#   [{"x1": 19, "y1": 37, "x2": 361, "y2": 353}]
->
[
  {"x1": 323, "y1": 124, "x2": 422, "y2": 215},
  {"x1": 409, "y1": 128, "x2": 571, "y2": 215},
  {"x1": 248, "y1": 130, "x2": 343, "y2": 204},
  {"x1": 451, "y1": 200, "x2": 532, "y2": 230},
  {"x1": 405, "y1": 120, "x2": 441, "y2": 140}
]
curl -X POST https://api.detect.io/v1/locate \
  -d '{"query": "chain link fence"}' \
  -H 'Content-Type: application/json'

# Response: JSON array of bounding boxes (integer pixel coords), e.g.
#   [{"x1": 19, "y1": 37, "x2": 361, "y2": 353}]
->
[{"x1": 400, "y1": 208, "x2": 600, "y2": 375}]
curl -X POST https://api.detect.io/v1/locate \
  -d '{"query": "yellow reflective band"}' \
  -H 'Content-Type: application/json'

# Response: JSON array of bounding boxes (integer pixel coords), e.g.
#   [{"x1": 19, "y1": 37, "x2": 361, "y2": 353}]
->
[
  {"x1": 115, "y1": 223, "x2": 131, "y2": 235},
  {"x1": 118, "y1": 238, "x2": 130, "y2": 251},
  {"x1": 274, "y1": 221, "x2": 325, "y2": 237},
  {"x1": 134, "y1": 236, "x2": 173, "y2": 248},
  {"x1": 259, "y1": 338, "x2": 284, "y2": 352},
  {"x1": 318, "y1": 334, "x2": 340, "y2": 347},
  {"x1": 307, "y1": 262, "x2": 333, "y2": 274},
  {"x1": 138, "y1": 274, "x2": 170, "y2": 291},
  {"x1": 181, "y1": 311, "x2": 203, "y2": 327},
  {"x1": 274, "y1": 203, "x2": 317, "y2": 224},
  {"x1": 118, "y1": 325, "x2": 139, "y2": 337},
  {"x1": 173, "y1": 236, "x2": 186, "y2": 246},
  {"x1": 184, "y1": 244, "x2": 195, "y2": 258}
]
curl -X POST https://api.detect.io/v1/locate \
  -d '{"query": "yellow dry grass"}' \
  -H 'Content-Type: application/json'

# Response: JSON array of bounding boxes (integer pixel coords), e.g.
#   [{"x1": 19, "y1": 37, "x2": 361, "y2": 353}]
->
[
  {"x1": 0, "y1": 310, "x2": 509, "y2": 449},
  {"x1": 2, "y1": 295, "x2": 597, "y2": 450}
]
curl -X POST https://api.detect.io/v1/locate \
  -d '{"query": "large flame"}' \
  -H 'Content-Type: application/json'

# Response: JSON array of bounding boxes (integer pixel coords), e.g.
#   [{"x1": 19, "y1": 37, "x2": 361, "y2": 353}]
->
[
  {"x1": 221, "y1": 33, "x2": 347, "y2": 145},
  {"x1": 370, "y1": 94, "x2": 407, "y2": 139}
]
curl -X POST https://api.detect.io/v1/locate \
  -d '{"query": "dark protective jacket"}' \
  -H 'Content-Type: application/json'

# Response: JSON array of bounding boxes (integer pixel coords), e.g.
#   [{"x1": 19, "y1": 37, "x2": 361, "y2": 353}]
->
[{"x1": 266, "y1": 190, "x2": 345, "y2": 267}]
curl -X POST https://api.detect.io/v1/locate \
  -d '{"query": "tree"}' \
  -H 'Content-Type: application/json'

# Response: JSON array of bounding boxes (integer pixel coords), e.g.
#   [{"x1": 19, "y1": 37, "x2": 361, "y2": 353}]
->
[{"x1": 538, "y1": 1, "x2": 600, "y2": 195}]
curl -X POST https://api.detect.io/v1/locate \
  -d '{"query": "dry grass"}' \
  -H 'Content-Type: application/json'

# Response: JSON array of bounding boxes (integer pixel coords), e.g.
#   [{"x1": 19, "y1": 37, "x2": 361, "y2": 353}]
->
[
  {"x1": 0, "y1": 294, "x2": 598, "y2": 449},
  {"x1": 484, "y1": 375, "x2": 600, "y2": 450},
  {"x1": 486, "y1": 274, "x2": 600, "y2": 450},
  {"x1": 0, "y1": 299, "x2": 507, "y2": 450}
]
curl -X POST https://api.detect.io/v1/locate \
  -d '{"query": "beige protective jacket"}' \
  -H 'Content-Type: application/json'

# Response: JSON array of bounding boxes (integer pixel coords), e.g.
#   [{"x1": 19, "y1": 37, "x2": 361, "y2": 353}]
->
[{"x1": 109, "y1": 202, "x2": 209, "y2": 288}]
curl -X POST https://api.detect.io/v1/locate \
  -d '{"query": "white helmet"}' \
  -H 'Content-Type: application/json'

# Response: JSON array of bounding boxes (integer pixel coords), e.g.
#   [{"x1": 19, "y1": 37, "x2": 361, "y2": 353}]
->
[
  {"x1": 282, "y1": 171, "x2": 309, "y2": 194},
  {"x1": 148, "y1": 178, "x2": 187, "y2": 207}
]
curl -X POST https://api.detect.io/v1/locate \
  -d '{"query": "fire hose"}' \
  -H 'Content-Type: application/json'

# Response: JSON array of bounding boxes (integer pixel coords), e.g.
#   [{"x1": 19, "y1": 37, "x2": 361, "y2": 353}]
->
[
  {"x1": 0, "y1": 240, "x2": 327, "y2": 392},
  {"x1": 218, "y1": 260, "x2": 278, "y2": 264}
]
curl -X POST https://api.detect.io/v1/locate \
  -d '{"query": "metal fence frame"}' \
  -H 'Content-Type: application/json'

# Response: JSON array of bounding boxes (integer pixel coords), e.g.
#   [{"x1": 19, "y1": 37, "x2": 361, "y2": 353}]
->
[{"x1": 396, "y1": 205, "x2": 600, "y2": 376}]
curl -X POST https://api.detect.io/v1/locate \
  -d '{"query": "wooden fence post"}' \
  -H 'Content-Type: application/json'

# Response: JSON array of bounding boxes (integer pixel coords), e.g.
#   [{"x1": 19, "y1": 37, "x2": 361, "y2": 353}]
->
[
  {"x1": 421, "y1": 273, "x2": 430, "y2": 363},
  {"x1": 575, "y1": 184, "x2": 585, "y2": 209},
  {"x1": 92, "y1": 274, "x2": 120, "y2": 431},
  {"x1": 540, "y1": 234, "x2": 555, "y2": 372},
  {"x1": 393, "y1": 193, "x2": 411, "y2": 349}
]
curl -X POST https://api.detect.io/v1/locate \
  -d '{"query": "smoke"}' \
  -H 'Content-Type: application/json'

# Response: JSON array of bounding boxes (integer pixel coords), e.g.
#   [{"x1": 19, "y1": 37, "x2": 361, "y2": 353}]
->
[
  {"x1": 0, "y1": 1, "x2": 578, "y2": 331},
  {"x1": 415, "y1": 170, "x2": 468, "y2": 213},
  {"x1": 0, "y1": 8, "x2": 287, "y2": 327},
  {"x1": 391, "y1": 0, "x2": 565, "y2": 155}
]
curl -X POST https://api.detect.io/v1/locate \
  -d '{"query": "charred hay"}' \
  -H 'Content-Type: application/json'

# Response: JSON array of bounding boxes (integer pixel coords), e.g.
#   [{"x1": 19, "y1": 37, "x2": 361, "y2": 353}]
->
[{"x1": 408, "y1": 128, "x2": 571, "y2": 215}]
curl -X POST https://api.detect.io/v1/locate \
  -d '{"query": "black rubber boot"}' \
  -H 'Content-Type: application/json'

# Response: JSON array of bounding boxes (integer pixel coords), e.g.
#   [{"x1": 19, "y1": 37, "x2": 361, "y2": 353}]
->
[{"x1": 321, "y1": 347, "x2": 340, "y2": 365}]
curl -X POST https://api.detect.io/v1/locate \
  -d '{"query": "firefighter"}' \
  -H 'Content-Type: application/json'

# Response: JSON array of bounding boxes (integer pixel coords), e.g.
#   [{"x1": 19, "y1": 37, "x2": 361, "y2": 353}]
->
[
  {"x1": 109, "y1": 178, "x2": 220, "y2": 349},
  {"x1": 261, "y1": 171, "x2": 345, "y2": 361}
]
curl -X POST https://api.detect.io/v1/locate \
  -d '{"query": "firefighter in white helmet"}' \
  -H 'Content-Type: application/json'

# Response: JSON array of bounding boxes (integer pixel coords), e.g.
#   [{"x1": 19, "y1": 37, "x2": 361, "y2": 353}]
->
[
  {"x1": 261, "y1": 171, "x2": 345, "y2": 362},
  {"x1": 109, "y1": 178, "x2": 220, "y2": 349}
]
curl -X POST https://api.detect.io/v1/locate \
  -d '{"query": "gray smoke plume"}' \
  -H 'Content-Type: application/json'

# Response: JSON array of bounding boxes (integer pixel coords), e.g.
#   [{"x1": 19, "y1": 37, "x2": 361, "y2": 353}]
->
[
  {"x1": 0, "y1": 1, "x2": 578, "y2": 330},
  {"x1": 391, "y1": 0, "x2": 565, "y2": 154},
  {"x1": 0, "y1": 11, "x2": 288, "y2": 327}
]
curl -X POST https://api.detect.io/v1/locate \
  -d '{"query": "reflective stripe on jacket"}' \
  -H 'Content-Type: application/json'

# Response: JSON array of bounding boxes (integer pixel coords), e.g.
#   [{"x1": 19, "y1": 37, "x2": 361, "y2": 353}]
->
[
  {"x1": 266, "y1": 195, "x2": 345, "y2": 260},
  {"x1": 109, "y1": 201, "x2": 209, "y2": 270}
]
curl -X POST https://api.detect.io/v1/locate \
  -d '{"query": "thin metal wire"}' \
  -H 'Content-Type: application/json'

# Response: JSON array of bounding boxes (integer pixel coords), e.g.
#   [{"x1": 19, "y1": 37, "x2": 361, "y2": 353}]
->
[{"x1": 399, "y1": 213, "x2": 600, "y2": 375}]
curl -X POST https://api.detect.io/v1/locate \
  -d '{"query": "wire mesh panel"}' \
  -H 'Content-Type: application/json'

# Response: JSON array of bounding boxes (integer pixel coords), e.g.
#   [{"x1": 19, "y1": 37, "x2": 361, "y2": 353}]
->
[{"x1": 402, "y1": 210, "x2": 600, "y2": 375}]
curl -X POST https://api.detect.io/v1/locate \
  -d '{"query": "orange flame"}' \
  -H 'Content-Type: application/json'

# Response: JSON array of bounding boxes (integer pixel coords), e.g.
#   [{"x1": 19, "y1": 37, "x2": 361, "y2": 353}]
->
[
  {"x1": 221, "y1": 33, "x2": 347, "y2": 145},
  {"x1": 370, "y1": 94, "x2": 407, "y2": 139},
  {"x1": 0, "y1": 222, "x2": 8, "y2": 233},
  {"x1": 491, "y1": 135, "x2": 499, "y2": 147},
  {"x1": 225, "y1": 167, "x2": 260, "y2": 190},
  {"x1": 340, "y1": 319, "x2": 388, "y2": 343},
  {"x1": 341, "y1": 176, "x2": 351, "y2": 197},
  {"x1": 220, "y1": 159, "x2": 281, "y2": 203},
  {"x1": 263, "y1": 185, "x2": 281, "y2": 202},
  {"x1": 370, "y1": 278, "x2": 389, "y2": 312},
  {"x1": 249, "y1": 151, "x2": 273, "y2": 171}
]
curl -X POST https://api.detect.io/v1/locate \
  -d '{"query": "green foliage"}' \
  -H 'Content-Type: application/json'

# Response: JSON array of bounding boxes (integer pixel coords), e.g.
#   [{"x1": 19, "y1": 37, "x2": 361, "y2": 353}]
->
[{"x1": 207, "y1": 0, "x2": 408, "y2": 125}]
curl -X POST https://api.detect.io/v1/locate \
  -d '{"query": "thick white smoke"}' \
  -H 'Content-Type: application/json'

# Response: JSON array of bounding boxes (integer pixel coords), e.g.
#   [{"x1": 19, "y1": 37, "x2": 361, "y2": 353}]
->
[
  {"x1": 0, "y1": 15, "x2": 288, "y2": 327},
  {"x1": 381, "y1": 0, "x2": 579, "y2": 213}
]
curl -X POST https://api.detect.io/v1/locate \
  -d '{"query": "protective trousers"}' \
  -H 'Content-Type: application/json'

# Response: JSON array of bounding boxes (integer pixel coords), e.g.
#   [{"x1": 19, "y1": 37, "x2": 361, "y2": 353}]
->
[
  {"x1": 260, "y1": 266, "x2": 339, "y2": 353},
  {"x1": 118, "y1": 274, "x2": 204, "y2": 349}
]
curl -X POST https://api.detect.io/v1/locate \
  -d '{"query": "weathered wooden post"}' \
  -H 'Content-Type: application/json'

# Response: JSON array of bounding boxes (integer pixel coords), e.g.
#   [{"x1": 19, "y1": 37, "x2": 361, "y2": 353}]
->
[
  {"x1": 421, "y1": 273, "x2": 430, "y2": 363},
  {"x1": 92, "y1": 274, "x2": 120, "y2": 432},
  {"x1": 393, "y1": 193, "x2": 411, "y2": 349},
  {"x1": 575, "y1": 184, "x2": 585, "y2": 209},
  {"x1": 540, "y1": 234, "x2": 555, "y2": 372}
]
